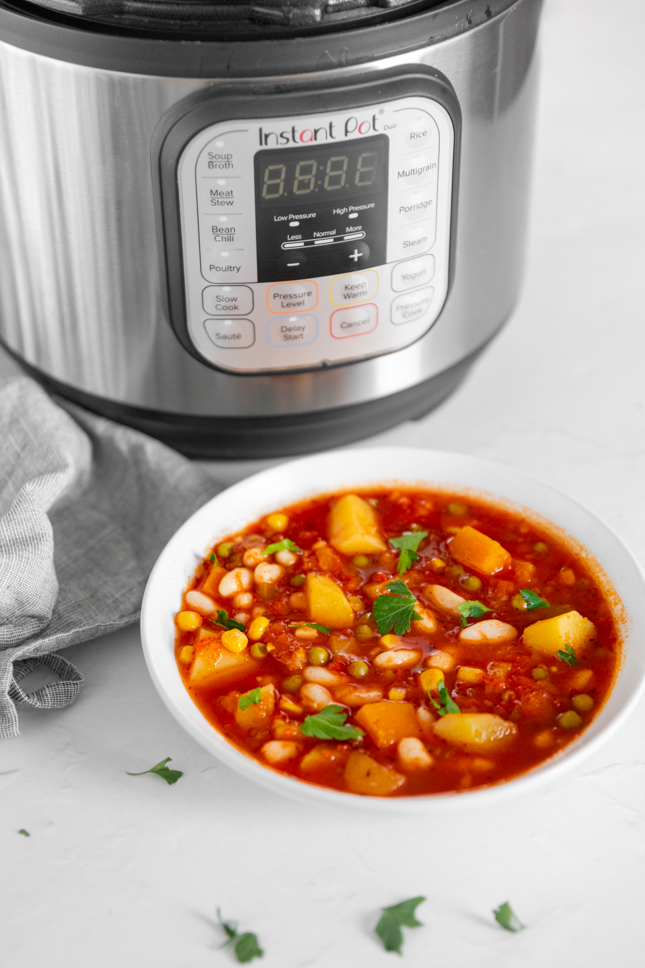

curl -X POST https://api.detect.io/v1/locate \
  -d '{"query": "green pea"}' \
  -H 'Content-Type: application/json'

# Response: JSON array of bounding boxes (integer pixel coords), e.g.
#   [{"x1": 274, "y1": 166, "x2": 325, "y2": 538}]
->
[
  {"x1": 282, "y1": 675, "x2": 304, "y2": 694},
  {"x1": 559, "y1": 710, "x2": 583, "y2": 730},
  {"x1": 217, "y1": 542, "x2": 234, "y2": 558},
  {"x1": 462, "y1": 575, "x2": 482, "y2": 592},
  {"x1": 290, "y1": 573, "x2": 306, "y2": 587},
  {"x1": 512, "y1": 593, "x2": 528, "y2": 610},
  {"x1": 308, "y1": 647, "x2": 330, "y2": 666},
  {"x1": 533, "y1": 542, "x2": 548, "y2": 554},
  {"x1": 571, "y1": 694, "x2": 594, "y2": 712},
  {"x1": 355, "y1": 624, "x2": 374, "y2": 638},
  {"x1": 250, "y1": 642, "x2": 268, "y2": 659},
  {"x1": 352, "y1": 555, "x2": 370, "y2": 568},
  {"x1": 447, "y1": 501, "x2": 468, "y2": 516},
  {"x1": 349, "y1": 660, "x2": 369, "y2": 678},
  {"x1": 532, "y1": 667, "x2": 547, "y2": 681},
  {"x1": 446, "y1": 564, "x2": 465, "y2": 579},
  {"x1": 409, "y1": 523, "x2": 424, "y2": 532}
]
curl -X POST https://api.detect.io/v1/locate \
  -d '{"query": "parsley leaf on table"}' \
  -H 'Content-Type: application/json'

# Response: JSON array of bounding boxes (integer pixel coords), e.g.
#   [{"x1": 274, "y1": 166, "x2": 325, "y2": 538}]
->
[
  {"x1": 557, "y1": 643, "x2": 579, "y2": 666},
  {"x1": 375, "y1": 896, "x2": 425, "y2": 953},
  {"x1": 389, "y1": 531, "x2": 429, "y2": 576},
  {"x1": 493, "y1": 901, "x2": 524, "y2": 932},
  {"x1": 519, "y1": 588, "x2": 549, "y2": 610},
  {"x1": 126, "y1": 757, "x2": 183, "y2": 785},
  {"x1": 455, "y1": 600, "x2": 491, "y2": 627},
  {"x1": 265, "y1": 538, "x2": 302, "y2": 555},
  {"x1": 238, "y1": 688, "x2": 262, "y2": 711},
  {"x1": 301, "y1": 704, "x2": 363, "y2": 741},
  {"x1": 288, "y1": 622, "x2": 331, "y2": 634},
  {"x1": 372, "y1": 580, "x2": 423, "y2": 635},
  {"x1": 217, "y1": 909, "x2": 264, "y2": 963},
  {"x1": 18, "y1": 829, "x2": 30, "y2": 837},
  {"x1": 430, "y1": 680, "x2": 461, "y2": 717},
  {"x1": 209, "y1": 609, "x2": 246, "y2": 632}
]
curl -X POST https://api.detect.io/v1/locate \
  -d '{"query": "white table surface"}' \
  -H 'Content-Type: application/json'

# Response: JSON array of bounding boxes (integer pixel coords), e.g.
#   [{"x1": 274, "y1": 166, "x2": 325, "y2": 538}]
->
[{"x1": 3, "y1": 1, "x2": 645, "y2": 964}]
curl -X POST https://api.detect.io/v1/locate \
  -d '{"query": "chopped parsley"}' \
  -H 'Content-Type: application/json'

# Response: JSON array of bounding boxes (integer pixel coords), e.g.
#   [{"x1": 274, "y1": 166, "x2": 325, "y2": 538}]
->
[
  {"x1": 264, "y1": 538, "x2": 302, "y2": 555},
  {"x1": 239, "y1": 688, "x2": 262, "y2": 711},
  {"x1": 217, "y1": 909, "x2": 264, "y2": 963},
  {"x1": 557, "y1": 643, "x2": 579, "y2": 667},
  {"x1": 430, "y1": 680, "x2": 461, "y2": 716},
  {"x1": 375, "y1": 896, "x2": 425, "y2": 953},
  {"x1": 209, "y1": 609, "x2": 246, "y2": 632},
  {"x1": 455, "y1": 599, "x2": 491, "y2": 627},
  {"x1": 288, "y1": 621, "x2": 331, "y2": 634},
  {"x1": 18, "y1": 829, "x2": 30, "y2": 837},
  {"x1": 126, "y1": 757, "x2": 183, "y2": 785},
  {"x1": 519, "y1": 588, "x2": 549, "y2": 610},
  {"x1": 493, "y1": 901, "x2": 524, "y2": 933},
  {"x1": 301, "y1": 704, "x2": 363, "y2": 741},
  {"x1": 389, "y1": 531, "x2": 429, "y2": 576},
  {"x1": 209, "y1": 552, "x2": 218, "y2": 566},
  {"x1": 372, "y1": 580, "x2": 422, "y2": 635}
]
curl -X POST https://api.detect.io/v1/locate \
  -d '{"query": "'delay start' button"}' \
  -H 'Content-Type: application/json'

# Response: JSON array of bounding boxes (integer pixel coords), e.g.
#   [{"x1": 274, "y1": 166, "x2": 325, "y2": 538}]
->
[
  {"x1": 267, "y1": 281, "x2": 318, "y2": 313},
  {"x1": 202, "y1": 285, "x2": 253, "y2": 316},
  {"x1": 204, "y1": 317, "x2": 255, "y2": 349},
  {"x1": 392, "y1": 255, "x2": 435, "y2": 292},
  {"x1": 330, "y1": 304, "x2": 378, "y2": 339},
  {"x1": 330, "y1": 270, "x2": 378, "y2": 306},
  {"x1": 269, "y1": 314, "x2": 318, "y2": 347}
]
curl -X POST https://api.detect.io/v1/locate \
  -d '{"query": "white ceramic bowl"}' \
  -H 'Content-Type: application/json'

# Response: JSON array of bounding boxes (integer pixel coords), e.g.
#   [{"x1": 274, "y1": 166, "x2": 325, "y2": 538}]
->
[{"x1": 140, "y1": 447, "x2": 645, "y2": 812}]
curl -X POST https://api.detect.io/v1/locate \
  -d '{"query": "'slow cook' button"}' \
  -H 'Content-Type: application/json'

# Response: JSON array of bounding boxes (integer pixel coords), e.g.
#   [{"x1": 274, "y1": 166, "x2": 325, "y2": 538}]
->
[
  {"x1": 391, "y1": 287, "x2": 434, "y2": 325},
  {"x1": 330, "y1": 304, "x2": 378, "y2": 339},
  {"x1": 392, "y1": 255, "x2": 435, "y2": 292},
  {"x1": 330, "y1": 270, "x2": 378, "y2": 306},
  {"x1": 268, "y1": 281, "x2": 318, "y2": 313},
  {"x1": 269, "y1": 314, "x2": 318, "y2": 347},
  {"x1": 204, "y1": 317, "x2": 255, "y2": 349},
  {"x1": 202, "y1": 285, "x2": 253, "y2": 316}
]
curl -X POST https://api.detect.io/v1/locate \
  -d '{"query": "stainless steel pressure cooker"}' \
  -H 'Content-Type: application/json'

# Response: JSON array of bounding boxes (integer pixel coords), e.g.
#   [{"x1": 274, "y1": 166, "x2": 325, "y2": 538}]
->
[{"x1": 0, "y1": 0, "x2": 542, "y2": 457}]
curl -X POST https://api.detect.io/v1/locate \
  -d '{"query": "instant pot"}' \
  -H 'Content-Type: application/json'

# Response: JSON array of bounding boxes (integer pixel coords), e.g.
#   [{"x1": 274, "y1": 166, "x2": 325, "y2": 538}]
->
[{"x1": 0, "y1": 0, "x2": 542, "y2": 457}]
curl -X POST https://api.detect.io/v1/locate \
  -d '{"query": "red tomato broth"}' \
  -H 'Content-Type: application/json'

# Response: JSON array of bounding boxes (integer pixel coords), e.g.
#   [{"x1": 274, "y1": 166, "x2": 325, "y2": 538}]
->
[{"x1": 174, "y1": 490, "x2": 620, "y2": 797}]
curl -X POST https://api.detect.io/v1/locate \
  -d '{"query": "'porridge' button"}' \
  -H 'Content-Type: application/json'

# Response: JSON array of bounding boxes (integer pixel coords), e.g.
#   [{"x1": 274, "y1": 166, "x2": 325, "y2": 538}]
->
[
  {"x1": 392, "y1": 255, "x2": 435, "y2": 292},
  {"x1": 204, "y1": 317, "x2": 255, "y2": 349},
  {"x1": 330, "y1": 304, "x2": 378, "y2": 339}
]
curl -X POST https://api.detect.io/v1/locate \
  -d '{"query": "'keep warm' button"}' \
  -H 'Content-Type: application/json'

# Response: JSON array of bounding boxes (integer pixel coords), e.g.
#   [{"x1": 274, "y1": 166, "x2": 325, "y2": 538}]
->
[
  {"x1": 330, "y1": 304, "x2": 378, "y2": 339},
  {"x1": 267, "y1": 281, "x2": 318, "y2": 314},
  {"x1": 392, "y1": 255, "x2": 435, "y2": 292},
  {"x1": 330, "y1": 270, "x2": 378, "y2": 306},
  {"x1": 204, "y1": 317, "x2": 255, "y2": 349}
]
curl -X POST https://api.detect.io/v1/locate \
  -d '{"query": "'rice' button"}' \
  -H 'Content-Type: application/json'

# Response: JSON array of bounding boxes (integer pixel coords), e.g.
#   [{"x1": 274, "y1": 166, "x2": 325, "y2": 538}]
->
[
  {"x1": 391, "y1": 255, "x2": 435, "y2": 292},
  {"x1": 204, "y1": 317, "x2": 255, "y2": 349},
  {"x1": 330, "y1": 304, "x2": 378, "y2": 338}
]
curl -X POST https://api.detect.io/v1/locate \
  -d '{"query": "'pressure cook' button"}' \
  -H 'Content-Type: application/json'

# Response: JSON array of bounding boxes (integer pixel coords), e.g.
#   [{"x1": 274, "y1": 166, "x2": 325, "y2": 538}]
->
[
  {"x1": 202, "y1": 285, "x2": 253, "y2": 316},
  {"x1": 330, "y1": 270, "x2": 378, "y2": 306},
  {"x1": 267, "y1": 281, "x2": 318, "y2": 313},
  {"x1": 391, "y1": 288, "x2": 434, "y2": 325},
  {"x1": 204, "y1": 318, "x2": 255, "y2": 349},
  {"x1": 269, "y1": 314, "x2": 318, "y2": 347},
  {"x1": 392, "y1": 255, "x2": 435, "y2": 292},
  {"x1": 330, "y1": 304, "x2": 378, "y2": 339}
]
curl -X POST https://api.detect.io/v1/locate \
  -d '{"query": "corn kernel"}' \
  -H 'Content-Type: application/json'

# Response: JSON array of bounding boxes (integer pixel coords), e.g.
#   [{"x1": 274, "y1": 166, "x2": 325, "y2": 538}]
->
[
  {"x1": 349, "y1": 596, "x2": 364, "y2": 612},
  {"x1": 430, "y1": 558, "x2": 447, "y2": 571},
  {"x1": 356, "y1": 624, "x2": 374, "y2": 638},
  {"x1": 279, "y1": 695, "x2": 303, "y2": 716},
  {"x1": 176, "y1": 610, "x2": 203, "y2": 631},
  {"x1": 179, "y1": 646, "x2": 194, "y2": 663},
  {"x1": 266, "y1": 512, "x2": 289, "y2": 532},
  {"x1": 221, "y1": 629, "x2": 249, "y2": 653},
  {"x1": 388, "y1": 687, "x2": 407, "y2": 701},
  {"x1": 456, "y1": 665, "x2": 485, "y2": 684},
  {"x1": 379, "y1": 634, "x2": 400, "y2": 649},
  {"x1": 419, "y1": 668, "x2": 445, "y2": 694},
  {"x1": 248, "y1": 615, "x2": 270, "y2": 641}
]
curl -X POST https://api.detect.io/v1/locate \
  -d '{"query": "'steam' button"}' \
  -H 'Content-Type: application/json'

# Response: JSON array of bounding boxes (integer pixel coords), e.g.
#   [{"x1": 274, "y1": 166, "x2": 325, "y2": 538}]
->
[{"x1": 330, "y1": 304, "x2": 378, "y2": 338}]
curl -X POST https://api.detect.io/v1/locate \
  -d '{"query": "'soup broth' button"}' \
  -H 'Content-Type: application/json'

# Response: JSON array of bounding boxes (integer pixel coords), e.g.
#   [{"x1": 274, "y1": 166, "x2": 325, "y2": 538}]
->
[
  {"x1": 204, "y1": 317, "x2": 255, "y2": 349},
  {"x1": 269, "y1": 314, "x2": 318, "y2": 347},
  {"x1": 392, "y1": 255, "x2": 435, "y2": 292},
  {"x1": 330, "y1": 270, "x2": 378, "y2": 306},
  {"x1": 391, "y1": 287, "x2": 434, "y2": 325},
  {"x1": 267, "y1": 281, "x2": 318, "y2": 314},
  {"x1": 330, "y1": 304, "x2": 378, "y2": 339}
]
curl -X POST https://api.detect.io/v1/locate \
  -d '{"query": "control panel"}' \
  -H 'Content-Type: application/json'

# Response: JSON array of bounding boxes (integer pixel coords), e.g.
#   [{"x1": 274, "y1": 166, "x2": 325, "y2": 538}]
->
[{"x1": 170, "y1": 88, "x2": 455, "y2": 374}]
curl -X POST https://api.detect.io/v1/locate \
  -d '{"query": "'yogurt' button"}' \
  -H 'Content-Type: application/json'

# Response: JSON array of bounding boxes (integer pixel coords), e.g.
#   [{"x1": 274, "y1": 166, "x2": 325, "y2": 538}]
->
[
  {"x1": 267, "y1": 281, "x2": 318, "y2": 313},
  {"x1": 391, "y1": 255, "x2": 435, "y2": 292},
  {"x1": 330, "y1": 304, "x2": 378, "y2": 339},
  {"x1": 269, "y1": 314, "x2": 318, "y2": 347},
  {"x1": 330, "y1": 270, "x2": 379, "y2": 306},
  {"x1": 391, "y1": 288, "x2": 434, "y2": 325},
  {"x1": 204, "y1": 317, "x2": 255, "y2": 349},
  {"x1": 202, "y1": 285, "x2": 253, "y2": 316}
]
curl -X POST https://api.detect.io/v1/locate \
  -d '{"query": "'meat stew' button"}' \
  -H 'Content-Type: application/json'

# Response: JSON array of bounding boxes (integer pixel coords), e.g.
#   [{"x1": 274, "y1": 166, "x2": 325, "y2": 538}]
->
[{"x1": 330, "y1": 305, "x2": 377, "y2": 339}]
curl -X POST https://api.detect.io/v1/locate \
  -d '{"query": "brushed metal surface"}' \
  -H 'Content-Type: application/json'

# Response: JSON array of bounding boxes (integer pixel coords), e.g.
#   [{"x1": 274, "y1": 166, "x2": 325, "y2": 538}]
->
[{"x1": 0, "y1": 0, "x2": 541, "y2": 417}]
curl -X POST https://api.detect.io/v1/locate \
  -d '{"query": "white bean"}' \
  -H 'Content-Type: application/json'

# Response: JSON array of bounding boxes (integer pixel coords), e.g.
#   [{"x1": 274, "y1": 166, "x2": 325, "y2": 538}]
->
[
  {"x1": 397, "y1": 737, "x2": 434, "y2": 773},
  {"x1": 303, "y1": 666, "x2": 346, "y2": 685},
  {"x1": 184, "y1": 590, "x2": 217, "y2": 615},
  {"x1": 372, "y1": 648, "x2": 422, "y2": 670},
  {"x1": 422, "y1": 584, "x2": 466, "y2": 614},
  {"x1": 459, "y1": 620, "x2": 518, "y2": 644},
  {"x1": 254, "y1": 562, "x2": 284, "y2": 585},
  {"x1": 276, "y1": 549, "x2": 298, "y2": 566},
  {"x1": 243, "y1": 547, "x2": 265, "y2": 567},
  {"x1": 299, "y1": 683, "x2": 332, "y2": 712},
  {"x1": 233, "y1": 592, "x2": 253, "y2": 608},
  {"x1": 260, "y1": 740, "x2": 300, "y2": 765},
  {"x1": 411, "y1": 604, "x2": 439, "y2": 635},
  {"x1": 218, "y1": 568, "x2": 253, "y2": 598},
  {"x1": 334, "y1": 684, "x2": 383, "y2": 707},
  {"x1": 233, "y1": 612, "x2": 248, "y2": 625}
]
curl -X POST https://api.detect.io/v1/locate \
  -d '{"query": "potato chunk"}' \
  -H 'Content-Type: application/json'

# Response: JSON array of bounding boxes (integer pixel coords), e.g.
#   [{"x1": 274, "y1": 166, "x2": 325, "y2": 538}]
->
[
  {"x1": 344, "y1": 751, "x2": 406, "y2": 796},
  {"x1": 234, "y1": 684, "x2": 275, "y2": 731},
  {"x1": 189, "y1": 642, "x2": 259, "y2": 688},
  {"x1": 449, "y1": 526, "x2": 512, "y2": 575},
  {"x1": 354, "y1": 700, "x2": 420, "y2": 748},
  {"x1": 305, "y1": 573, "x2": 354, "y2": 629},
  {"x1": 328, "y1": 494, "x2": 387, "y2": 556},
  {"x1": 434, "y1": 713, "x2": 518, "y2": 752},
  {"x1": 523, "y1": 609, "x2": 597, "y2": 655}
]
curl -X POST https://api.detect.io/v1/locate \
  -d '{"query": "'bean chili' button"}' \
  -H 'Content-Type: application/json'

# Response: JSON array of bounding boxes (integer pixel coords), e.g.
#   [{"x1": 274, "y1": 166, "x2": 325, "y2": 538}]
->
[
  {"x1": 267, "y1": 281, "x2": 318, "y2": 314},
  {"x1": 330, "y1": 304, "x2": 378, "y2": 339},
  {"x1": 330, "y1": 270, "x2": 379, "y2": 306},
  {"x1": 391, "y1": 287, "x2": 435, "y2": 325},
  {"x1": 204, "y1": 317, "x2": 255, "y2": 349},
  {"x1": 391, "y1": 255, "x2": 436, "y2": 292}
]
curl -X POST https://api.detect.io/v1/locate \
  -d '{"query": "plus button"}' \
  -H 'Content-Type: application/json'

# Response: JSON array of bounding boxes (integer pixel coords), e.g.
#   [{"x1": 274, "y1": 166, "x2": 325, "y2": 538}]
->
[{"x1": 349, "y1": 248, "x2": 363, "y2": 263}]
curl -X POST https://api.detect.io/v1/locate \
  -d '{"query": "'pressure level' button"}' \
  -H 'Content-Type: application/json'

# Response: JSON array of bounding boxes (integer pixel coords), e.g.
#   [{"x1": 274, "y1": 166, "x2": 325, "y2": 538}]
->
[
  {"x1": 330, "y1": 305, "x2": 378, "y2": 339},
  {"x1": 392, "y1": 255, "x2": 435, "y2": 292},
  {"x1": 204, "y1": 318, "x2": 255, "y2": 349},
  {"x1": 391, "y1": 288, "x2": 434, "y2": 325},
  {"x1": 202, "y1": 285, "x2": 253, "y2": 316},
  {"x1": 330, "y1": 270, "x2": 378, "y2": 306},
  {"x1": 267, "y1": 281, "x2": 318, "y2": 313}
]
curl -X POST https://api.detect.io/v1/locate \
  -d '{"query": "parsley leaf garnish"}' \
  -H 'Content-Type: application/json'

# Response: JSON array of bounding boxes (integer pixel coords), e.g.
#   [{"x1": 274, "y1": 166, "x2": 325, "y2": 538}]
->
[
  {"x1": 372, "y1": 580, "x2": 422, "y2": 635},
  {"x1": 209, "y1": 551, "x2": 218, "y2": 565},
  {"x1": 288, "y1": 621, "x2": 331, "y2": 634},
  {"x1": 557, "y1": 643, "x2": 579, "y2": 667},
  {"x1": 239, "y1": 687, "x2": 262, "y2": 711},
  {"x1": 455, "y1": 599, "x2": 491, "y2": 627},
  {"x1": 301, "y1": 704, "x2": 363, "y2": 741},
  {"x1": 375, "y1": 896, "x2": 425, "y2": 953},
  {"x1": 126, "y1": 757, "x2": 183, "y2": 785},
  {"x1": 217, "y1": 909, "x2": 264, "y2": 963},
  {"x1": 18, "y1": 829, "x2": 30, "y2": 837},
  {"x1": 493, "y1": 901, "x2": 524, "y2": 932},
  {"x1": 519, "y1": 588, "x2": 549, "y2": 610},
  {"x1": 430, "y1": 680, "x2": 461, "y2": 716},
  {"x1": 264, "y1": 538, "x2": 302, "y2": 555},
  {"x1": 209, "y1": 609, "x2": 246, "y2": 632},
  {"x1": 389, "y1": 531, "x2": 429, "y2": 576}
]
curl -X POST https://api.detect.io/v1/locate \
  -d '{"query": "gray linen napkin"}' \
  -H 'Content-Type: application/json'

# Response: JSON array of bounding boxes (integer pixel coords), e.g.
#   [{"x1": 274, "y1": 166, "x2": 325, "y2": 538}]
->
[{"x1": 0, "y1": 376, "x2": 220, "y2": 738}]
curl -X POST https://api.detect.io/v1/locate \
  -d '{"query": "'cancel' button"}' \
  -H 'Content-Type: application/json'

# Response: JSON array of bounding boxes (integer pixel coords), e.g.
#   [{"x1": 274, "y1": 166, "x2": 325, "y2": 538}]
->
[
  {"x1": 204, "y1": 317, "x2": 255, "y2": 349},
  {"x1": 330, "y1": 304, "x2": 378, "y2": 339}
]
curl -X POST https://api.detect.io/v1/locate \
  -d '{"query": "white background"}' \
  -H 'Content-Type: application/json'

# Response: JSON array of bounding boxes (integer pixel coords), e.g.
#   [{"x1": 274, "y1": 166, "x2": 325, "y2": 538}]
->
[{"x1": 2, "y1": 1, "x2": 645, "y2": 965}]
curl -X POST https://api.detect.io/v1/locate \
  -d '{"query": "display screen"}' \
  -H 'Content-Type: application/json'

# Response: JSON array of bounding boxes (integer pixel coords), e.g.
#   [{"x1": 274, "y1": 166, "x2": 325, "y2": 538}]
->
[{"x1": 255, "y1": 136, "x2": 388, "y2": 208}]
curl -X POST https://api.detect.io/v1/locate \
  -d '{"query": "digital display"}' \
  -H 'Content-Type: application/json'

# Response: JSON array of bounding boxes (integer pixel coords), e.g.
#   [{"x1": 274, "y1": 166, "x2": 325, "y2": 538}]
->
[{"x1": 255, "y1": 136, "x2": 388, "y2": 208}]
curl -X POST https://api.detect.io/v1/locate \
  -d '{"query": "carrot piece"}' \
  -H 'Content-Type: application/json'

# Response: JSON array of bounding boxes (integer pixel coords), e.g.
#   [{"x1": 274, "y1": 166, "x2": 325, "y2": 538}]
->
[
  {"x1": 449, "y1": 526, "x2": 512, "y2": 576},
  {"x1": 354, "y1": 700, "x2": 420, "y2": 748},
  {"x1": 200, "y1": 565, "x2": 226, "y2": 598}
]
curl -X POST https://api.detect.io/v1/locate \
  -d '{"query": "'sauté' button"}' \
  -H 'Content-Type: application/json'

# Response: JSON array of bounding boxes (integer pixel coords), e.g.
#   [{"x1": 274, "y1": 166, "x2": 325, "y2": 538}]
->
[
  {"x1": 330, "y1": 304, "x2": 378, "y2": 338},
  {"x1": 392, "y1": 255, "x2": 435, "y2": 292},
  {"x1": 202, "y1": 285, "x2": 253, "y2": 316},
  {"x1": 204, "y1": 317, "x2": 255, "y2": 349}
]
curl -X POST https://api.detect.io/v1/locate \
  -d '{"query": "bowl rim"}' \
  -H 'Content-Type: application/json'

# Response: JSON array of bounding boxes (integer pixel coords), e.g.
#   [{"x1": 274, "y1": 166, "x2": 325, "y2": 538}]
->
[{"x1": 140, "y1": 446, "x2": 645, "y2": 813}]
